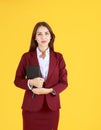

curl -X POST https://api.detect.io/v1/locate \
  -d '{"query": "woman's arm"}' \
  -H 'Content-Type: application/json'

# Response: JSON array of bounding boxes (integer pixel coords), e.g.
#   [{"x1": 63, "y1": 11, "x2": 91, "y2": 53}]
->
[
  {"x1": 51, "y1": 54, "x2": 68, "y2": 94},
  {"x1": 32, "y1": 88, "x2": 53, "y2": 95},
  {"x1": 14, "y1": 53, "x2": 29, "y2": 90}
]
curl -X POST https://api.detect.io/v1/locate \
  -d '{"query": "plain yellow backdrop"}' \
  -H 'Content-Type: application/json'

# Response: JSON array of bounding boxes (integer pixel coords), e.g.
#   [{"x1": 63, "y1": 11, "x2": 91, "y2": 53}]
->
[{"x1": 0, "y1": 0, "x2": 101, "y2": 130}]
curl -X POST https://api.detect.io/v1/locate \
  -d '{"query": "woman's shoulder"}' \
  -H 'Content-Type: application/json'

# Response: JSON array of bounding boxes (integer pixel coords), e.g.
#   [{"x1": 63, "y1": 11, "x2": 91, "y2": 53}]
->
[
  {"x1": 22, "y1": 51, "x2": 35, "y2": 57},
  {"x1": 21, "y1": 51, "x2": 36, "y2": 60},
  {"x1": 52, "y1": 50, "x2": 63, "y2": 58},
  {"x1": 51, "y1": 50, "x2": 64, "y2": 62}
]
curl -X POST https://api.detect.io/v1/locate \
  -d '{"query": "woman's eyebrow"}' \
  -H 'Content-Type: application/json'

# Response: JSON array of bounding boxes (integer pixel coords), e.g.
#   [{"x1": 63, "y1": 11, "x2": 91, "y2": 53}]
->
[{"x1": 37, "y1": 31, "x2": 49, "y2": 33}]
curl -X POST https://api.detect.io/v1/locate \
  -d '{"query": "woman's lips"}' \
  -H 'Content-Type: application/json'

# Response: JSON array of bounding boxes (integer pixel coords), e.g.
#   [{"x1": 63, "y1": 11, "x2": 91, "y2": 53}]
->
[{"x1": 41, "y1": 41, "x2": 47, "y2": 43}]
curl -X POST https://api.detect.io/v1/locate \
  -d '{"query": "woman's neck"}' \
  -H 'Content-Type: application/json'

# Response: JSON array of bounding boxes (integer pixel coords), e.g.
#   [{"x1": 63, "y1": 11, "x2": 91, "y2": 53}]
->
[{"x1": 38, "y1": 46, "x2": 48, "y2": 52}]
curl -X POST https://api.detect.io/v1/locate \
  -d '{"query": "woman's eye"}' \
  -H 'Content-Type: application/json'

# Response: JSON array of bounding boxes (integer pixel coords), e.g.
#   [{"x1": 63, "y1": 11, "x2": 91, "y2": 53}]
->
[
  {"x1": 37, "y1": 33, "x2": 43, "y2": 36},
  {"x1": 37, "y1": 33, "x2": 41, "y2": 36},
  {"x1": 45, "y1": 32, "x2": 49, "y2": 35}
]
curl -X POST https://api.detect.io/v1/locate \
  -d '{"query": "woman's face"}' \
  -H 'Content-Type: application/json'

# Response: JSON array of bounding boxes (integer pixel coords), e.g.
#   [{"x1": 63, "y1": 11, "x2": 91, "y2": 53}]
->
[{"x1": 35, "y1": 26, "x2": 51, "y2": 49}]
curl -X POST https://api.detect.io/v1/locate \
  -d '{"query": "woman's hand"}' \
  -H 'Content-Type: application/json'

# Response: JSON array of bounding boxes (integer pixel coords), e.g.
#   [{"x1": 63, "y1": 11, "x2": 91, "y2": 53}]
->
[
  {"x1": 32, "y1": 88, "x2": 53, "y2": 95},
  {"x1": 29, "y1": 77, "x2": 44, "y2": 88}
]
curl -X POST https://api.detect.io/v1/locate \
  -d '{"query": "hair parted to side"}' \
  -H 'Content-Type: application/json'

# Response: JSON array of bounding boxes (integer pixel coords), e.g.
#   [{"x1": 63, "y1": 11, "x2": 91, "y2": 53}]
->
[{"x1": 29, "y1": 21, "x2": 55, "y2": 52}]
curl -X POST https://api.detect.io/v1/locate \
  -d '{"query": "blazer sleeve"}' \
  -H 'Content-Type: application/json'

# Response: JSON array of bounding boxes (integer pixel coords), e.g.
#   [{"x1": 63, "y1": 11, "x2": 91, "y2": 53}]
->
[
  {"x1": 52, "y1": 54, "x2": 68, "y2": 94},
  {"x1": 14, "y1": 53, "x2": 29, "y2": 90}
]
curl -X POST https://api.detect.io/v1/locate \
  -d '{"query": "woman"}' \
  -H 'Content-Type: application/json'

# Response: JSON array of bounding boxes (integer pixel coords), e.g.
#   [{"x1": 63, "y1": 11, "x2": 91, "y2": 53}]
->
[{"x1": 14, "y1": 21, "x2": 68, "y2": 130}]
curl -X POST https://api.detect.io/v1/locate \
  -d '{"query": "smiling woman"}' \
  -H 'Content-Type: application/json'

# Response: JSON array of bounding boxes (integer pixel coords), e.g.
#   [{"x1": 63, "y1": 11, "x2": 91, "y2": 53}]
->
[
  {"x1": 35, "y1": 26, "x2": 51, "y2": 47},
  {"x1": 14, "y1": 21, "x2": 68, "y2": 130}
]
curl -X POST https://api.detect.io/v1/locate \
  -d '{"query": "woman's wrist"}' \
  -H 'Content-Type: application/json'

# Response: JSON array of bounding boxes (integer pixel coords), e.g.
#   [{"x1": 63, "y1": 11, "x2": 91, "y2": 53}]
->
[
  {"x1": 29, "y1": 79, "x2": 33, "y2": 86},
  {"x1": 32, "y1": 88, "x2": 54, "y2": 95},
  {"x1": 49, "y1": 88, "x2": 53, "y2": 93}
]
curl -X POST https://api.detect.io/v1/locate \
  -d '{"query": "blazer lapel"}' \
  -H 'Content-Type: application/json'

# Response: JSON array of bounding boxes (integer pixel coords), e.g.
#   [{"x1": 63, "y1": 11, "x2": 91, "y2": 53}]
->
[
  {"x1": 31, "y1": 51, "x2": 43, "y2": 77},
  {"x1": 31, "y1": 51, "x2": 39, "y2": 66},
  {"x1": 31, "y1": 50, "x2": 57, "y2": 81},
  {"x1": 46, "y1": 50, "x2": 57, "y2": 82}
]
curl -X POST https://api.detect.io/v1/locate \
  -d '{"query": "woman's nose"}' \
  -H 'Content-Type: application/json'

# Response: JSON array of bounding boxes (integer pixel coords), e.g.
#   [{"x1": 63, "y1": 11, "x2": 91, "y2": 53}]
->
[{"x1": 41, "y1": 34, "x2": 46, "y2": 39}]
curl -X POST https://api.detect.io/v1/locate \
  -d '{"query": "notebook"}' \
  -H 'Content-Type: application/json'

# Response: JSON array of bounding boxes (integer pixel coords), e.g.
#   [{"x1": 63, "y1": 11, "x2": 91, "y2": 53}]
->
[
  {"x1": 26, "y1": 66, "x2": 40, "y2": 98},
  {"x1": 26, "y1": 66, "x2": 40, "y2": 79}
]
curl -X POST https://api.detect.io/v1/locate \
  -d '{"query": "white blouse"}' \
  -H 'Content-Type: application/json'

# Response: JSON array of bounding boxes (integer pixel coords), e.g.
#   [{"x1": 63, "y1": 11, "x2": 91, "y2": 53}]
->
[
  {"x1": 28, "y1": 47, "x2": 50, "y2": 90},
  {"x1": 36, "y1": 47, "x2": 50, "y2": 80}
]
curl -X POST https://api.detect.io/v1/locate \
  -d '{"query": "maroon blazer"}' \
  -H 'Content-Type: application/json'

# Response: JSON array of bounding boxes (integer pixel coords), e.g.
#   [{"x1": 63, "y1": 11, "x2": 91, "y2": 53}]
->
[{"x1": 14, "y1": 49, "x2": 68, "y2": 112}]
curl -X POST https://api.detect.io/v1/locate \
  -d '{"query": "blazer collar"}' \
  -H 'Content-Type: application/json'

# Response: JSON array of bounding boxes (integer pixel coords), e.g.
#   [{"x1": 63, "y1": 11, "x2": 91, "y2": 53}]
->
[
  {"x1": 30, "y1": 50, "x2": 39, "y2": 66},
  {"x1": 46, "y1": 50, "x2": 57, "y2": 82},
  {"x1": 31, "y1": 49, "x2": 57, "y2": 82}
]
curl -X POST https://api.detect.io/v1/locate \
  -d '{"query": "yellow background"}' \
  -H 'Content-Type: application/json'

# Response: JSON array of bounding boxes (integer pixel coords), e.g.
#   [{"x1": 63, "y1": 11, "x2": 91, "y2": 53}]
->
[{"x1": 0, "y1": 0, "x2": 101, "y2": 130}]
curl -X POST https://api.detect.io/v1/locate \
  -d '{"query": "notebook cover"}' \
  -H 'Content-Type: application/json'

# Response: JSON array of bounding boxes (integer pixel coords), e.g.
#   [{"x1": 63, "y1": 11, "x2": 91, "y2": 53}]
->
[{"x1": 26, "y1": 66, "x2": 40, "y2": 79}]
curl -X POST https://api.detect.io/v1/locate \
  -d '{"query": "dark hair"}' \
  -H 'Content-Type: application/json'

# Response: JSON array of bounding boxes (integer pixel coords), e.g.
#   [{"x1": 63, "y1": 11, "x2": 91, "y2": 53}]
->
[{"x1": 29, "y1": 22, "x2": 55, "y2": 52}]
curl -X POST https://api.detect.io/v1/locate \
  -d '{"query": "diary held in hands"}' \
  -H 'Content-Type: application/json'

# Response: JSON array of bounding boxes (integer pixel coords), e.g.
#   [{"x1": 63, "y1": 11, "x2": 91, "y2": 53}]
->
[
  {"x1": 26, "y1": 66, "x2": 40, "y2": 98},
  {"x1": 26, "y1": 66, "x2": 40, "y2": 79}
]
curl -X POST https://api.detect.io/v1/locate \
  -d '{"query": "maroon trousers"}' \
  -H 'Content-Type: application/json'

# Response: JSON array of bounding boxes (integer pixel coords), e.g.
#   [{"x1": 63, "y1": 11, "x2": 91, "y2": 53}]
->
[{"x1": 22, "y1": 97, "x2": 60, "y2": 130}]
